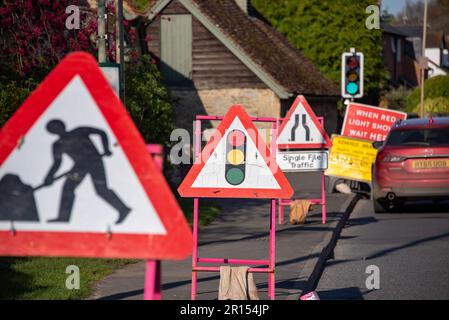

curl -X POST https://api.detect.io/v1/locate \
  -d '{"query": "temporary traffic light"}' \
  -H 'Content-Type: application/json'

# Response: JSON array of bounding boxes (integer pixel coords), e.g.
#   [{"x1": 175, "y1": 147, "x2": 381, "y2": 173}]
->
[
  {"x1": 341, "y1": 49, "x2": 364, "y2": 99},
  {"x1": 225, "y1": 129, "x2": 246, "y2": 185}
]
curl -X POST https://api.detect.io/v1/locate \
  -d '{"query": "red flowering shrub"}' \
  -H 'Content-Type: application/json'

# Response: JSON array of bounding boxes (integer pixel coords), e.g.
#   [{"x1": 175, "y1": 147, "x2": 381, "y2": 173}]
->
[{"x1": 0, "y1": 0, "x2": 98, "y2": 76}]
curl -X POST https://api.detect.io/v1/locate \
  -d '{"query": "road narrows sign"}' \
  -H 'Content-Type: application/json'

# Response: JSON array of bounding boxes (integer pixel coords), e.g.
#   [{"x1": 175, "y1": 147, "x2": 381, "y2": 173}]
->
[
  {"x1": 178, "y1": 105, "x2": 294, "y2": 199},
  {"x1": 0, "y1": 52, "x2": 192, "y2": 259},
  {"x1": 277, "y1": 96, "x2": 332, "y2": 149}
]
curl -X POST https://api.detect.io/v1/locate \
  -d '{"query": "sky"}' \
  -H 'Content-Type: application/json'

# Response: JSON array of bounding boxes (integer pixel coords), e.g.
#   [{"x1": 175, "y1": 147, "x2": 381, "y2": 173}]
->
[{"x1": 382, "y1": 0, "x2": 423, "y2": 15}]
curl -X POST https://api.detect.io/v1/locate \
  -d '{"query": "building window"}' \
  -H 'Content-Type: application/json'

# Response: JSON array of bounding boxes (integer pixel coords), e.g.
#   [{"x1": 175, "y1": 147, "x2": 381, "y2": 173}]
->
[
  {"x1": 396, "y1": 39, "x2": 402, "y2": 63},
  {"x1": 391, "y1": 37, "x2": 396, "y2": 54},
  {"x1": 160, "y1": 14, "x2": 193, "y2": 87},
  {"x1": 443, "y1": 49, "x2": 449, "y2": 67}
]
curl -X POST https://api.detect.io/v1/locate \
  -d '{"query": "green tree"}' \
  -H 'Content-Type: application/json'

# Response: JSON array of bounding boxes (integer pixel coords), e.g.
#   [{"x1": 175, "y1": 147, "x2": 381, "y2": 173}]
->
[
  {"x1": 1, "y1": 56, "x2": 174, "y2": 146},
  {"x1": 381, "y1": 86, "x2": 413, "y2": 111},
  {"x1": 406, "y1": 75, "x2": 449, "y2": 114},
  {"x1": 125, "y1": 55, "x2": 174, "y2": 145},
  {"x1": 0, "y1": 78, "x2": 38, "y2": 127},
  {"x1": 0, "y1": 1, "x2": 174, "y2": 146},
  {"x1": 252, "y1": 0, "x2": 389, "y2": 97}
]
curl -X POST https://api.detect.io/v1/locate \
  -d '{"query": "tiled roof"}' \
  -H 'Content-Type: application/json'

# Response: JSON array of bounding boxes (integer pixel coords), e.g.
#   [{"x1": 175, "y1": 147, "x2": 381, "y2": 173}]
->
[
  {"x1": 91, "y1": 0, "x2": 340, "y2": 96},
  {"x1": 190, "y1": 0, "x2": 339, "y2": 96}
]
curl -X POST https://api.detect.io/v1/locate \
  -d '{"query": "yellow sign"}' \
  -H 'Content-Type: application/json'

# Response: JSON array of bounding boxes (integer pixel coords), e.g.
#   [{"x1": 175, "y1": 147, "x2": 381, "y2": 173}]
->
[{"x1": 325, "y1": 135, "x2": 377, "y2": 183}]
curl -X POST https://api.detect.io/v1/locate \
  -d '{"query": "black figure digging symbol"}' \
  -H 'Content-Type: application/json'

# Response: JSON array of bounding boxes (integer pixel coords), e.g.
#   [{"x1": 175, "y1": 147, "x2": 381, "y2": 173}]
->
[
  {"x1": 0, "y1": 120, "x2": 131, "y2": 223},
  {"x1": 42, "y1": 119, "x2": 131, "y2": 224}
]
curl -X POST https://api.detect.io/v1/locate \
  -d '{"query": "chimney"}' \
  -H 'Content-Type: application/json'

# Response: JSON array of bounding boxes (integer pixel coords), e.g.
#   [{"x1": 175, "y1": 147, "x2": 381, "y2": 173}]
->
[{"x1": 235, "y1": 0, "x2": 249, "y2": 14}]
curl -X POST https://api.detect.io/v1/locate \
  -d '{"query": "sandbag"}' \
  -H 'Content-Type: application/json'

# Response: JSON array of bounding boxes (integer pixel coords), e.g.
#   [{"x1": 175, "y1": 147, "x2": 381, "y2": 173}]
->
[
  {"x1": 218, "y1": 266, "x2": 259, "y2": 300},
  {"x1": 290, "y1": 200, "x2": 312, "y2": 225},
  {"x1": 0, "y1": 174, "x2": 40, "y2": 221}
]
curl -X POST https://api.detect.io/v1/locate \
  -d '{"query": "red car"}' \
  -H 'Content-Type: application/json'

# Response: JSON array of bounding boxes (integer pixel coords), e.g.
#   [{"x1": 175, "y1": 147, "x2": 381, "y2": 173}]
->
[{"x1": 372, "y1": 117, "x2": 449, "y2": 213}]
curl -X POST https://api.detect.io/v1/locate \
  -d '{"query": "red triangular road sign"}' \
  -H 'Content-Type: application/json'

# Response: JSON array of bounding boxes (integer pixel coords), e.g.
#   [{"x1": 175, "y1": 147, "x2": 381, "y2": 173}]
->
[
  {"x1": 277, "y1": 96, "x2": 332, "y2": 149},
  {"x1": 178, "y1": 105, "x2": 294, "y2": 199},
  {"x1": 0, "y1": 52, "x2": 192, "y2": 260}
]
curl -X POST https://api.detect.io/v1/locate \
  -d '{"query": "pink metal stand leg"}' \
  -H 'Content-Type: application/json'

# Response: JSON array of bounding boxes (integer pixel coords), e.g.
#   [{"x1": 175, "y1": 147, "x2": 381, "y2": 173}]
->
[
  {"x1": 321, "y1": 171, "x2": 327, "y2": 224},
  {"x1": 144, "y1": 260, "x2": 161, "y2": 300},
  {"x1": 191, "y1": 119, "x2": 201, "y2": 300},
  {"x1": 269, "y1": 199, "x2": 276, "y2": 300},
  {"x1": 144, "y1": 144, "x2": 164, "y2": 300},
  {"x1": 191, "y1": 198, "x2": 199, "y2": 300},
  {"x1": 279, "y1": 203, "x2": 284, "y2": 225}
]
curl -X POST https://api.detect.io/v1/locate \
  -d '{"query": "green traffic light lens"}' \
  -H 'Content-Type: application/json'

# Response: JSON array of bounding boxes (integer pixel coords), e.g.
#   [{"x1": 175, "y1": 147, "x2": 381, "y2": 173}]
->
[
  {"x1": 346, "y1": 82, "x2": 359, "y2": 95},
  {"x1": 226, "y1": 168, "x2": 245, "y2": 185}
]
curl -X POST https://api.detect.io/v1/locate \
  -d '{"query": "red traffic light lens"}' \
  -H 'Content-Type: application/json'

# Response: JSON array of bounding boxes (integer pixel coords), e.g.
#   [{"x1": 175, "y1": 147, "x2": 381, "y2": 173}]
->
[
  {"x1": 347, "y1": 57, "x2": 359, "y2": 69},
  {"x1": 227, "y1": 130, "x2": 245, "y2": 147}
]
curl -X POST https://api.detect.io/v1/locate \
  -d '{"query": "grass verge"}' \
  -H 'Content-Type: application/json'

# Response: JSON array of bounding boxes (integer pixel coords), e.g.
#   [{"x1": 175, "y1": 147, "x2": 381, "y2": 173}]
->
[
  {"x1": 0, "y1": 201, "x2": 220, "y2": 300},
  {"x1": 181, "y1": 198, "x2": 221, "y2": 227},
  {"x1": 0, "y1": 257, "x2": 134, "y2": 300}
]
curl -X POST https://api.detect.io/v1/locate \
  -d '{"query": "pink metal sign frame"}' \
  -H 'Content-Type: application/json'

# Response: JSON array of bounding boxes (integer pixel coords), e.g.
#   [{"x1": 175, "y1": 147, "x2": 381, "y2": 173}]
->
[
  {"x1": 191, "y1": 115, "x2": 279, "y2": 300},
  {"x1": 144, "y1": 144, "x2": 164, "y2": 300},
  {"x1": 277, "y1": 117, "x2": 328, "y2": 225}
]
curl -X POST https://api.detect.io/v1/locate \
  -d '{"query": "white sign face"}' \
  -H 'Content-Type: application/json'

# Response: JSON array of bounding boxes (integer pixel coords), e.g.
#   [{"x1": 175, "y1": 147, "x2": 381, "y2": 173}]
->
[
  {"x1": 0, "y1": 76, "x2": 166, "y2": 235},
  {"x1": 276, "y1": 151, "x2": 329, "y2": 172},
  {"x1": 277, "y1": 98, "x2": 330, "y2": 149},
  {"x1": 192, "y1": 117, "x2": 281, "y2": 190},
  {"x1": 100, "y1": 65, "x2": 120, "y2": 96}
]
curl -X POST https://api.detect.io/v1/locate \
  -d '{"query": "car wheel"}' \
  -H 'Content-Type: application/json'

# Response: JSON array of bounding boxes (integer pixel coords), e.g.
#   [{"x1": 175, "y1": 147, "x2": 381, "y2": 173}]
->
[{"x1": 373, "y1": 198, "x2": 389, "y2": 213}]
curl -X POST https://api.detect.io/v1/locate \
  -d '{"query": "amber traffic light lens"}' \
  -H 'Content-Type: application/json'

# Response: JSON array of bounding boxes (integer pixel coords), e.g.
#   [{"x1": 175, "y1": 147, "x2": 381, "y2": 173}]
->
[{"x1": 347, "y1": 70, "x2": 359, "y2": 82}]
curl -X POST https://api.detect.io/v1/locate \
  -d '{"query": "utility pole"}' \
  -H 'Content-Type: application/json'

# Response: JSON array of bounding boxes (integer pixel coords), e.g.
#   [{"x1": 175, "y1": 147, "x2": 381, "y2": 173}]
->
[
  {"x1": 116, "y1": 0, "x2": 125, "y2": 103},
  {"x1": 98, "y1": 0, "x2": 107, "y2": 63},
  {"x1": 420, "y1": 0, "x2": 428, "y2": 118}
]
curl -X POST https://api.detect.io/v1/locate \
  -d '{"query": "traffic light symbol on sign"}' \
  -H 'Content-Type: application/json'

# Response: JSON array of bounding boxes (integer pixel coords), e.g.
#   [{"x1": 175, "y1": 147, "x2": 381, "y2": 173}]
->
[{"x1": 225, "y1": 130, "x2": 246, "y2": 186}]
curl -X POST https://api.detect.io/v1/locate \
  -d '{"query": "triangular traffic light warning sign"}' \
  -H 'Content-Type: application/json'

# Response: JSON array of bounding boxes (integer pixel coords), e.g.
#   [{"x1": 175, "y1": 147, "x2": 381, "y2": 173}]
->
[
  {"x1": 277, "y1": 96, "x2": 332, "y2": 149},
  {"x1": 0, "y1": 52, "x2": 192, "y2": 260},
  {"x1": 178, "y1": 105, "x2": 294, "y2": 199}
]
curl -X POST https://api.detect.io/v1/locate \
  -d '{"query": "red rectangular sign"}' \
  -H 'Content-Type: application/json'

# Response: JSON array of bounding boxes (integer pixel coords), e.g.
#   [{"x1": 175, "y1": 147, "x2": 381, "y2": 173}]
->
[{"x1": 341, "y1": 103, "x2": 407, "y2": 141}]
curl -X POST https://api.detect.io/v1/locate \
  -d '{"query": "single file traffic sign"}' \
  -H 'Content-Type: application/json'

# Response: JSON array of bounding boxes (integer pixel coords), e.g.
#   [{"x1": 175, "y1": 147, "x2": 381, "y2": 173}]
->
[
  {"x1": 277, "y1": 96, "x2": 332, "y2": 149},
  {"x1": 178, "y1": 105, "x2": 293, "y2": 199},
  {"x1": 276, "y1": 150, "x2": 329, "y2": 172},
  {"x1": 0, "y1": 52, "x2": 192, "y2": 259}
]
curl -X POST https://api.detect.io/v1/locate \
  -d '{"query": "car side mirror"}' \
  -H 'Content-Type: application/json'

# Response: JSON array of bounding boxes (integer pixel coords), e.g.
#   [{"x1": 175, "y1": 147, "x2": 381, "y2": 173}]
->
[{"x1": 373, "y1": 141, "x2": 384, "y2": 149}]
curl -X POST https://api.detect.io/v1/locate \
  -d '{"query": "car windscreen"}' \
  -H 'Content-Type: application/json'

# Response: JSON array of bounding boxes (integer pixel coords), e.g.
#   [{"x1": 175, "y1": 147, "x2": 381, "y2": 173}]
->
[{"x1": 387, "y1": 127, "x2": 449, "y2": 146}]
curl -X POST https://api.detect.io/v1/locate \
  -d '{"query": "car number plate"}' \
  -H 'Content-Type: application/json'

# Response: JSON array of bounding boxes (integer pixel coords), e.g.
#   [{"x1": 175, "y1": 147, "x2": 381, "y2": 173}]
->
[{"x1": 412, "y1": 159, "x2": 449, "y2": 169}]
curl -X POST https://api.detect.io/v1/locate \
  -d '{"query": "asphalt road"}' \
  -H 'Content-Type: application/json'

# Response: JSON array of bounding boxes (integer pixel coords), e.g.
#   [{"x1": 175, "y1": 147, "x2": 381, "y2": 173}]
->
[
  {"x1": 90, "y1": 172, "x2": 352, "y2": 300},
  {"x1": 317, "y1": 198, "x2": 449, "y2": 300}
]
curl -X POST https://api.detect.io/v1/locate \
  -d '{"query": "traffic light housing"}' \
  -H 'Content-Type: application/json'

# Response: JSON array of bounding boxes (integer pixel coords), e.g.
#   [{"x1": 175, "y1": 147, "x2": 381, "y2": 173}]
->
[
  {"x1": 341, "y1": 50, "x2": 364, "y2": 99},
  {"x1": 225, "y1": 130, "x2": 246, "y2": 186}
]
